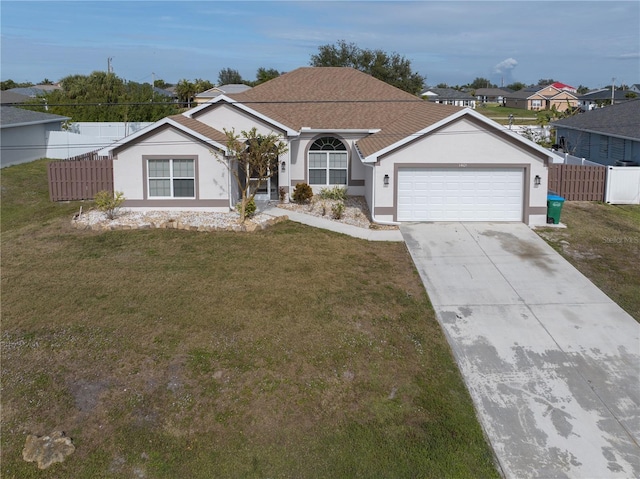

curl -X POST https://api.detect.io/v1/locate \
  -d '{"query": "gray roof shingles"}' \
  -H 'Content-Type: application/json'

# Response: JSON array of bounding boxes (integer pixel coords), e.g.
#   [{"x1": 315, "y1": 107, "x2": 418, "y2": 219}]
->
[
  {"x1": 422, "y1": 88, "x2": 476, "y2": 100},
  {"x1": 0, "y1": 106, "x2": 69, "y2": 127},
  {"x1": 0, "y1": 91, "x2": 30, "y2": 105},
  {"x1": 552, "y1": 99, "x2": 640, "y2": 140}
]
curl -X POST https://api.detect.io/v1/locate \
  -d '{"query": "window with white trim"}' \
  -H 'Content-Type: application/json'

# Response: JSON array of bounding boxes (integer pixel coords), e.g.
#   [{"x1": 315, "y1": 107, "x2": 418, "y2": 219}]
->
[
  {"x1": 531, "y1": 99, "x2": 542, "y2": 109},
  {"x1": 148, "y1": 159, "x2": 195, "y2": 198},
  {"x1": 308, "y1": 137, "x2": 348, "y2": 185}
]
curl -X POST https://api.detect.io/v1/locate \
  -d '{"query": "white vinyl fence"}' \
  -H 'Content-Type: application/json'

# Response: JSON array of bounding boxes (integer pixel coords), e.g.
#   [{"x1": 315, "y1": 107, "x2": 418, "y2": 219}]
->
[
  {"x1": 67, "y1": 122, "x2": 153, "y2": 141},
  {"x1": 606, "y1": 166, "x2": 640, "y2": 205},
  {"x1": 45, "y1": 122, "x2": 153, "y2": 159}
]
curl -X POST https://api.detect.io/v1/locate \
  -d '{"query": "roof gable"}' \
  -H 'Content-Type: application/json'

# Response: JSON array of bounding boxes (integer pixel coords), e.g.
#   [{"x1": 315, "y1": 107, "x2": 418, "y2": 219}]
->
[
  {"x1": 359, "y1": 108, "x2": 553, "y2": 162},
  {"x1": 105, "y1": 116, "x2": 228, "y2": 155}
]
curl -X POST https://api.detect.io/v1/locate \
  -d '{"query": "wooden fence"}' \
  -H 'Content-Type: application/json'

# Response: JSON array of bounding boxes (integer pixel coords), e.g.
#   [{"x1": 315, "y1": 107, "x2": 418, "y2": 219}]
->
[
  {"x1": 48, "y1": 156, "x2": 113, "y2": 201},
  {"x1": 547, "y1": 164, "x2": 606, "y2": 201}
]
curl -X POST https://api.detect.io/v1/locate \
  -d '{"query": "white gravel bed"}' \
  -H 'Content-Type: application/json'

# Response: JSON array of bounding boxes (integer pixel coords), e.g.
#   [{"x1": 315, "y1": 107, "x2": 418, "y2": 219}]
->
[
  {"x1": 72, "y1": 209, "x2": 281, "y2": 232},
  {"x1": 71, "y1": 196, "x2": 397, "y2": 232}
]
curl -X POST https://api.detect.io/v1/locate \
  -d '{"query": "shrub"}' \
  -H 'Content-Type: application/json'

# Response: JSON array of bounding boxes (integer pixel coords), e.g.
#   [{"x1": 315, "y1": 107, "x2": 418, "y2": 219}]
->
[
  {"x1": 331, "y1": 201, "x2": 345, "y2": 220},
  {"x1": 94, "y1": 190, "x2": 125, "y2": 220},
  {"x1": 237, "y1": 198, "x2": 257, "y2": 218},
  {"x1": 319, "y1": 186, "x2": 348, "y2": 201},
  {"x1": 292, "y1": 183, "x2": 313, "y2": 204}
]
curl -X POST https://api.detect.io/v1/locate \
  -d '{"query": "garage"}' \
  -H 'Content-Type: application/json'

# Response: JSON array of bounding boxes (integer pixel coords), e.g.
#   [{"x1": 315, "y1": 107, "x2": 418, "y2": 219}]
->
[{"x1": 397, "y1": 167, "x2": 524, "y2": 222}]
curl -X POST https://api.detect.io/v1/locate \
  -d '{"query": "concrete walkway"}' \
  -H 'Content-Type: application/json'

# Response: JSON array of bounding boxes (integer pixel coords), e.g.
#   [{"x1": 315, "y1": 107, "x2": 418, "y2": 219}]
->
[
  {"x1": 261, "y1": 204, "x2": 404, "y2": 241},
  {"x1": 401, "y1": 222, "x2": 640, "y2": 479}
]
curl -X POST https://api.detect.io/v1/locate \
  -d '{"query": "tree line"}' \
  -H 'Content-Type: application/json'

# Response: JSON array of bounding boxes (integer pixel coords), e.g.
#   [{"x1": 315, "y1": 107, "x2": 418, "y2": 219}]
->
[{"x1": 5, "y1": 40, "x2": 624, "y2": 122}]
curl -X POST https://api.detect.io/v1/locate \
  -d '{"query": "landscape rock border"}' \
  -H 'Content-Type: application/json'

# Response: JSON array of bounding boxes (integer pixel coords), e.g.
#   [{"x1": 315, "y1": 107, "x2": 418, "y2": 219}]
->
[{"x1": 72, "y1": 209, "x2": 289, "y2": 233}]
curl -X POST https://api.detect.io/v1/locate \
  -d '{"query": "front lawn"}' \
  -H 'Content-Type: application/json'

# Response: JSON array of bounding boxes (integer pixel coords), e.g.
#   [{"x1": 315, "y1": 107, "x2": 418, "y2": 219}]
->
[
  {"x1": 536, "y1": 201, "x2": 640, "y2": 322},
  {"x1": 1, "y1": 160, "x2": 499, "y2": 478},
  {"x1": 475, "y1": 103, "x2": 538, "y2": 124}
]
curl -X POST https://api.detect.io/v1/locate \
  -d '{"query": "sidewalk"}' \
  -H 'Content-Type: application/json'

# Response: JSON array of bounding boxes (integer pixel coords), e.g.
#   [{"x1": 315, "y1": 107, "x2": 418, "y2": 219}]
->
[{"x1": 260, "y1": 204, "x2": 404, "y2": 242}]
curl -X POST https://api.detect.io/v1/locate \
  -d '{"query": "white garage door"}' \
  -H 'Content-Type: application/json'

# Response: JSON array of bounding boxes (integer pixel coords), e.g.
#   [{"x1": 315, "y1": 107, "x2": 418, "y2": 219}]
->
[{"x1": 397, "y1": 167, "x2": 524, "y2": 221}]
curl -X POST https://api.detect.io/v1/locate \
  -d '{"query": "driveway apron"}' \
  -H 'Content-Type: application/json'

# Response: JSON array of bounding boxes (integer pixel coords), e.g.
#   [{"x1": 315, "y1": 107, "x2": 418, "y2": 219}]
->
[{"x1": 401, "y1": 222, "x2": 640, "y2": 479}]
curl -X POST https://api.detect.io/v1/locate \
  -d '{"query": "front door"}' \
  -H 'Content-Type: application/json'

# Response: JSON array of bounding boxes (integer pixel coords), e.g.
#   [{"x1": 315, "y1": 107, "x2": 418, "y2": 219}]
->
[{"x1": 250, "y1": 170, "x2": 279, "y2": 201}]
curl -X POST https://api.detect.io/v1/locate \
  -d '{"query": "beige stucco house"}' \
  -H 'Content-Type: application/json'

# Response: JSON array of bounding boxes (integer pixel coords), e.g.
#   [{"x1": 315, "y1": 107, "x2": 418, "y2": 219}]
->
[
  {"x1": 103, "y1": 67, "x2": 552, "y2": 226},
  {"x1": 505, "y1": 85, "x2": 579, "y2": 112}
]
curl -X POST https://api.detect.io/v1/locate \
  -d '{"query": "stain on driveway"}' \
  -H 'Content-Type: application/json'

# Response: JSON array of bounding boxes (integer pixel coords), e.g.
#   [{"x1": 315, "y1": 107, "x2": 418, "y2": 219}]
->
[{"x1": 402, "y1": 222, "x2": 640, "y2": 479}]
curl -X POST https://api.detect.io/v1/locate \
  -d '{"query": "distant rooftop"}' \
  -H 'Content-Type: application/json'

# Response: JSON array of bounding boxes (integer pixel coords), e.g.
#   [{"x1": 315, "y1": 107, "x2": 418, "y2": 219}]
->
[
  {"x1": 196, "y1": 84, "x2": 252, "y2": 99},
  {"x1": 552, "y1": 100, "x2": 640, "y2": 141},
  {"x1": 0, "y1": 90, "x2": 30, "y2": 105},
  {"x1": 0, "y1": 106, "x2": 69, "y2": 128}
]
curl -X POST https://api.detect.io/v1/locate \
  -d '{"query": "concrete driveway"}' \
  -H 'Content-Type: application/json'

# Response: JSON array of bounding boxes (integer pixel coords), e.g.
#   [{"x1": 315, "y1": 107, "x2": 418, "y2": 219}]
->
[{"x1": 401, "y1": 222, "x2": 640, "y2": 479}]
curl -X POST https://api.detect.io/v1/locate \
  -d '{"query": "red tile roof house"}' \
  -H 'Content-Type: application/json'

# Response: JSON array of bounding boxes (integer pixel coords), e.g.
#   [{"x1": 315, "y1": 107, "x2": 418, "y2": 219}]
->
[{"x1": 102, "y1": 67, "x2": 552, "y2": 225}]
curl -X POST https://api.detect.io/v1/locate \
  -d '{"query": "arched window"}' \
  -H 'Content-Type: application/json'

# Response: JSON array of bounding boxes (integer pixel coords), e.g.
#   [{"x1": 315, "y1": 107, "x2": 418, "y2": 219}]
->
[{"x1": 308, "y1": 137, "x2": 348, "y2": 185}]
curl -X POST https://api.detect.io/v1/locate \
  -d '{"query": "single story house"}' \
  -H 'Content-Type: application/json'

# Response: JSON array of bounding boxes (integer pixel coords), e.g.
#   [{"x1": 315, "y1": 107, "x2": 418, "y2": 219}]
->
[
  {"x1": 153, "y1": 87, "x2": 178, "y2": 101},
  {"x1": 5, "y1": 84, "x2": 62, "y2": 98},
  {"x1": 578, "y1": 88, "x2": 638, "y2": 111},
  {"x1": 195, "y1": 84, "x2": 252, "y2": 104},
  {"x1": 0, "y1": 106, "x2": 70, "y2": 167},
  {"x1": 474, "y1": 88, "x2": 512, "y2": 105},
  {"x1": 504, "y1": 85, "x2": 578, "y2": 111},
  {"x1": 552, "y1": 100, "x2": 640, "y2": 166},
  {"x1": 421, "y1": 88, "x2": 477, "y2": 109},
  {"x1": 549, "y1": 82, "x2": 577, "y2": 93},
  {"x1": 103, "y1": 67, "x2": 552, "y2": 225}
]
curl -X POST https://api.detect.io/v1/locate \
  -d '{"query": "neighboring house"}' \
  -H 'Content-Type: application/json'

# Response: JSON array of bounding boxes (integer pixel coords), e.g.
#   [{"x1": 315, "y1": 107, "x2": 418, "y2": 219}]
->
[
  {"x1": 0, "y1": 106, "x2": 70, "y2": 167},
  {"x1": 195, "y1": 84, "x2": 252, "y2": 104},
  {"x1": 552, "y1": 100, "x2": 640, "y2": 166},
  {"x1": 153, "y1": 87, "x2": 178, "y2": 101},
  {"x1": 504, "y1": 85, "x2": 578, "y2": 111},
  {"x1": 577, "y1": 88, "x2": 637, "y2": 111},
  {"x1": 475, "y1": 88, "x2": 512, "y2": 105},
  {"x1": 421, "y1": 88, "x2": 476, "y2": 109},
  {"x1": 629, "y1": 84, "x2": 640, "y2": 94},
  {"x1": 550, "y1": 82, "x2": 577, "y2": 93},
  {"x1": 102, "y1": 67, "x2": 552, "y2": 225},
  {"x1": 0, "y1": 90, "x2": 30, "y2": 105},
  {"x1": 6, "y1": 84, "x2": 61, "y2": 97}
]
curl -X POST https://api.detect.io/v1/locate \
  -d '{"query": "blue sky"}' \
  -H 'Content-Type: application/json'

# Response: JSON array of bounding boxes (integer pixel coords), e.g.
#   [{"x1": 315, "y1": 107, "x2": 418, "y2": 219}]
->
[{"x1": 1, "y1": 1, "x2": 639, "y2": 89}]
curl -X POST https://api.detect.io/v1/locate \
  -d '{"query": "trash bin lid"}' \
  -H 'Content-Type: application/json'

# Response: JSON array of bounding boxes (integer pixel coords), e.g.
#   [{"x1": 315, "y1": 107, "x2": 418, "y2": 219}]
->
[{"x1": 547, "y1": 194, "x2": 565, "y2": 201}]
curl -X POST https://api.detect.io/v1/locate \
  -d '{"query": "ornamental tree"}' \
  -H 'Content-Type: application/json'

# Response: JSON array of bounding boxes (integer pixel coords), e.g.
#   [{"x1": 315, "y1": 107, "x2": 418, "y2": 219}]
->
[{"x1": 218, "y1": 127, "x2": 288, "y2": 222}]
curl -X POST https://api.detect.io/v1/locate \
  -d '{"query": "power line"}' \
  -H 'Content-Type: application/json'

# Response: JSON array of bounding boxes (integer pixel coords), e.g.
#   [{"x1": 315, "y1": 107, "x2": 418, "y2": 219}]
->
[{"x1": 8, "y1": 98, "x2": 445, "y2": 108}]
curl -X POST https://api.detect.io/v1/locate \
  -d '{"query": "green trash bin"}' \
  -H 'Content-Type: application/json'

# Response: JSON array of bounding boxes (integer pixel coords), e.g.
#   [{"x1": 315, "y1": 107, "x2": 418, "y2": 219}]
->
[{"x1": 547, "y1": 194, "x2": 565, "y2": 224}]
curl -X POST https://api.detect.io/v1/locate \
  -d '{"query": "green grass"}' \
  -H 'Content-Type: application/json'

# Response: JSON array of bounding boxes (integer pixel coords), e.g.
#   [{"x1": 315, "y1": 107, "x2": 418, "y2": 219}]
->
[
  {"x1": 536, "y1": 202, "x2": 640, "y2": 322},
  {"x1": 1, "y1": 160, "x2": 499, "y2": 478},
  {"x1": 475, "y1": 103, "x2": 538, "y2": 124}
]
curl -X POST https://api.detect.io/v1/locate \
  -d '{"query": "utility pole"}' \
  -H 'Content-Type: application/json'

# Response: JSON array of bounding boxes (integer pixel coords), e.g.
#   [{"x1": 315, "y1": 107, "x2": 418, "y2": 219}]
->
[
  {"x1": 107, "y1": 57, "x2": 113, "y2": 74},
  {"x1": 611, "y1": 77, "x2": 615, "y2": 105}
]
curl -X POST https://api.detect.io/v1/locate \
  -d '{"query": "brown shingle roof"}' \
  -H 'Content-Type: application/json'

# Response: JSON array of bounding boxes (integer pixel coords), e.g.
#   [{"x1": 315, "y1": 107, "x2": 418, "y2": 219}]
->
[
  {"x1": 168, "y1": 114, "x2": 228, "y2": 145},
  {"x1": 225, "y1": 67, "x2": 462, "y2": 157}
]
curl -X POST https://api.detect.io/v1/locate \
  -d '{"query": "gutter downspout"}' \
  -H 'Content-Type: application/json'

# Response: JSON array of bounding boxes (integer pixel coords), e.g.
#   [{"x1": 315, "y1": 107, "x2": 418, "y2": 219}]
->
[{"x1": 362, "y1": 160, "x2": 400, "y2": 226}]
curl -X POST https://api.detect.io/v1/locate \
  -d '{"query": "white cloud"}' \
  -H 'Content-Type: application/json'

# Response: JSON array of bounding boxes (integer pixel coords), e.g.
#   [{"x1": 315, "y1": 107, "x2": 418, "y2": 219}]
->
[{"x1": 494, "y1": 58, "x2": 518, "y2": 74}]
